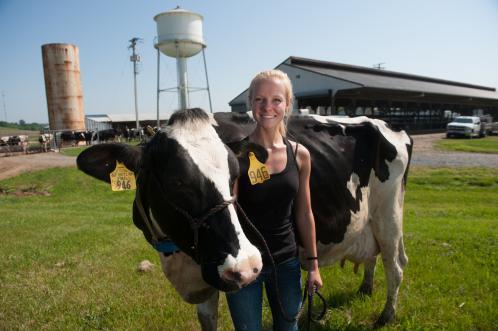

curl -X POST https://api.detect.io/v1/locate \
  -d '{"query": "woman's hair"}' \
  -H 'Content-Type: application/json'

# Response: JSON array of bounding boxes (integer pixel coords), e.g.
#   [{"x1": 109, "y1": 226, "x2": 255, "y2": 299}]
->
[{"x1": 248, "y1": 69, "x2": 294, "y2": 137}]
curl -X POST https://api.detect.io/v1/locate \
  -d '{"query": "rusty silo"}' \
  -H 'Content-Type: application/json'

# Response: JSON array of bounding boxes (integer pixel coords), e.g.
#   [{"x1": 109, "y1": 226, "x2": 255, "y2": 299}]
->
[{"x1": 42, "y1": 43, "x2": 85, "y2": 131}]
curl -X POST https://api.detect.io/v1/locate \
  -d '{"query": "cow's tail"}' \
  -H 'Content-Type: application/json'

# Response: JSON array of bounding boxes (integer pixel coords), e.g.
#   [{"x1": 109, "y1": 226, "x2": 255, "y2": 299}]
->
[{"x1": 402, "y1": 135, "x2": 414, "y2": 186}]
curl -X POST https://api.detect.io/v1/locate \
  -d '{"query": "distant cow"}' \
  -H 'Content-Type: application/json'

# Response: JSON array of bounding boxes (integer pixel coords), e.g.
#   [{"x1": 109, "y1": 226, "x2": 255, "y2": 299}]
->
[
  {"x1": 59, "y1": 131, "x2": 77, "y2": 147},
  {"x1": 38, "y1": 133, "x2": 52, "y2": 152},
  {"x1": 83, "y1": 131, "x2": 94, "y2": 145},
  {"x1": 95, "y1": 129, "x2": 121, "y2": 143},
  {"x1": 0, "y1": 136, "x2": 10, "y2": 146},
  {"x1": 77, "y1": 108, "x2": 412, "y2": 329}
]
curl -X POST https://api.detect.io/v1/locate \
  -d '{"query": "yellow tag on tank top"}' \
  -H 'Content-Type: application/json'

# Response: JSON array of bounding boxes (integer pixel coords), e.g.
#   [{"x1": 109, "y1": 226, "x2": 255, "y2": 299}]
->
[
  {"x1": 110, "y1": 161, "x2": 136, "y2": 191},
  {"x1": 247, "y1": 152, "x2": 270, "y2": 185}
]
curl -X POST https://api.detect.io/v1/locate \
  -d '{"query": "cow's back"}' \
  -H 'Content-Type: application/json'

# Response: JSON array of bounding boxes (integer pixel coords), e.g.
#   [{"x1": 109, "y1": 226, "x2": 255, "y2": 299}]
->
[{"x1": 287, "y1": 116, "x2": 412, "y2": 247}]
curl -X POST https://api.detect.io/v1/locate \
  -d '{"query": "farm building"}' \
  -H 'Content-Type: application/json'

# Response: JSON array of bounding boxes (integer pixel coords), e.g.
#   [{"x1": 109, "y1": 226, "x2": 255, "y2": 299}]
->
[
  {"x1": 229, "y1": 56, "x2": 498, "y2": 132},
  {"x1": 85, "y1": 112, "x2": 173, "y2": 131}
]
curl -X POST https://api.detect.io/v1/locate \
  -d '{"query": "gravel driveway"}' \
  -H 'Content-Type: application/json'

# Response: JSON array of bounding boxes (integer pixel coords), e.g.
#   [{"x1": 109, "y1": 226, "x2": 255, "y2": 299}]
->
[
  {"x1": 0, "y1": 152, "x2": 76, "y2": 181},
  {"x1": 411, "y1": 133, "x2": 497, "y2": 168}
]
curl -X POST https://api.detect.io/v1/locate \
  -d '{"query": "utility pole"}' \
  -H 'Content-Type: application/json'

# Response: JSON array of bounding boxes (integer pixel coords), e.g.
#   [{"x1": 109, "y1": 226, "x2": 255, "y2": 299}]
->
[
  {"x1": 373, "y1": 62, "x2": 386, "y2": 70},
  {"x1": 129, "y1": 38, "x2": 142, "y2": 129},
  {"x1": 1, "y1": 91, "x2": 6, "y2": 122}
]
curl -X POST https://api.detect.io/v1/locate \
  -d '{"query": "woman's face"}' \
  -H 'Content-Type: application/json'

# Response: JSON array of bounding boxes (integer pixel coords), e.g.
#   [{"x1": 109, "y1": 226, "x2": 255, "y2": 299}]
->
[{"x1": 251, "y1": 78, "x2": 288, "y2": 131}]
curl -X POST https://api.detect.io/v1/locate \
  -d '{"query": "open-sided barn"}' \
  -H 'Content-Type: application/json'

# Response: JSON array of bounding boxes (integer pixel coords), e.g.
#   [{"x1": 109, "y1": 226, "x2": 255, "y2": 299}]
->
[{"x1": 229, "y1": 56, "x2": 498, "y2": 132}]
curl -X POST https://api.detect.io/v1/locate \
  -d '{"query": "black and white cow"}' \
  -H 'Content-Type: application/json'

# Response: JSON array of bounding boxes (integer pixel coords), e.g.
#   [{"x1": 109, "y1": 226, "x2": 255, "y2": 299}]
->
[
  {"x1": 77, "y1": 108, "x2": 412, "y2": 329},
  {"x1": 214, "y1": 111, "x2": 412, "y2": 326},
  {"x1": 77, "y1": 108, "x2": 263, "y2": 330}
]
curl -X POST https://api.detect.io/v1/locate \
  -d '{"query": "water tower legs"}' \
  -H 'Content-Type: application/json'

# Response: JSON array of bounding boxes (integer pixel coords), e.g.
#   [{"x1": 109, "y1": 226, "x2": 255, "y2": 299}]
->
[{"x1": 176, "y1": 57, "x2": 189, "y2": 109}]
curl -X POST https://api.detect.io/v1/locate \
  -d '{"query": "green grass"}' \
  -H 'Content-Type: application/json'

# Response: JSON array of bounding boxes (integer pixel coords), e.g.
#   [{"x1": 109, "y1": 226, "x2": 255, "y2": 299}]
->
[
  {"x1": 60, "y1": 146, "x2": 89, "y2": 157},
  {"x1": 0, "y1": 167, "x2": 497, "y2": 330},
  {"x1": 435, "y1": 135, "x2": 498, "y2": 154},
  {"x1": 0, "y1": 127, "x2": 40, "y2": 137}
]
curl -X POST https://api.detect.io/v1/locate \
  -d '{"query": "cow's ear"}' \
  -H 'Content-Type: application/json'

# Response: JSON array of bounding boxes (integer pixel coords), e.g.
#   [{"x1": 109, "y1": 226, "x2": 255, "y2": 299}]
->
[{"x1": 77, "y1": 143, "x2": 142, "y2": 183}]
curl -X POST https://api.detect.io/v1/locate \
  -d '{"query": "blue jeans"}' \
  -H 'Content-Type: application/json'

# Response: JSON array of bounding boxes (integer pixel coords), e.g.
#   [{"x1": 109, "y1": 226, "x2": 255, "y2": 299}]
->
[{"x1": 226, "y1": 257, "x2": 302, "y2": 331}]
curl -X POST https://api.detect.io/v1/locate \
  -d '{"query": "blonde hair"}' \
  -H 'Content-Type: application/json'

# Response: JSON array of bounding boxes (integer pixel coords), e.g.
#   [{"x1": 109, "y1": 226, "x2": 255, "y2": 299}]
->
[{"x1": 248, "y1": 69, "x2": 294, "y2": 137}]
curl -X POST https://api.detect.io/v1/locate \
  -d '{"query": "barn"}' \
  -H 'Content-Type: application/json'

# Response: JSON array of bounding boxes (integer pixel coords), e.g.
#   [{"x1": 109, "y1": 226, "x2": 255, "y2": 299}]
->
[
  {"x1": 85, "y1": 112, "x2": 173, "y2": 131},
  {"x1": 229, "y1": 56, "x2": 498, "y2": 132}
]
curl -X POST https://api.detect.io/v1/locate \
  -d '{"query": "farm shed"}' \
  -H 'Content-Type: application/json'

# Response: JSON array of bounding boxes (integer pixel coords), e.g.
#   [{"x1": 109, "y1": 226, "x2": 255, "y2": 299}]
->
[
  {"x1": 85, "y1": 112, "x2": 173, "y2": 130},
  {"x1": 229, "y1": 56, "x2": 498, "y2": 132}
]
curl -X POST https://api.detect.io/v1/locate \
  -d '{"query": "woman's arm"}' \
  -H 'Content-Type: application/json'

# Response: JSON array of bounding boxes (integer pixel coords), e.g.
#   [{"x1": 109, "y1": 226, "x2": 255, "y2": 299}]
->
[{"x1": 293, "y1": 144, "x2": 323, "y2": 292}]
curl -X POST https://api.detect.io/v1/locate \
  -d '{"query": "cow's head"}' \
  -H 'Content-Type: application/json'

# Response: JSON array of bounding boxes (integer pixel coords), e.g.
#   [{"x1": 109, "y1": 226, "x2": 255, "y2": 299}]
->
[{"x1": 77, "y1": 108, "x2": 262, "y2": 291}]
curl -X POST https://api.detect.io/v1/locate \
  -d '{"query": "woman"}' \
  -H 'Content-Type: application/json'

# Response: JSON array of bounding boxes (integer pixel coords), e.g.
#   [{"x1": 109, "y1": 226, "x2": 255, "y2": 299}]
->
[{"x1": 227, "y1": 69, "x2": 323, "y2": 331}]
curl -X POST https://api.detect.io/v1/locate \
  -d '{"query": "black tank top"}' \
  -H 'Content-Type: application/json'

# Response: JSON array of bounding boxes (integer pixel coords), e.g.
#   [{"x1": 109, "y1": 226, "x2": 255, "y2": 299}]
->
[{"x1": 238, "y1": 138, "x2": 299, "y2": 265}]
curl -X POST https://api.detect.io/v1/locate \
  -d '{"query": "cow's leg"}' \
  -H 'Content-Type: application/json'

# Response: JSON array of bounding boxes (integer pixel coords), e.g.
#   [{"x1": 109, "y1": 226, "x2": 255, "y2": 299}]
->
[
  {"x1": 358, "y1": 256, "x2": 377, "y2": 296},
  {"x1": 196, "y1": 290, "x2": 219, "y2": 331},
  {"x1": 372, "y1": 189, "x2": 407, "y2": 326}
]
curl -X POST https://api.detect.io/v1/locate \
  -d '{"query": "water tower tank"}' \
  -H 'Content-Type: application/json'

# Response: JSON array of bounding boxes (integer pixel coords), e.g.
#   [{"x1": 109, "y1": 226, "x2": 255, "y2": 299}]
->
[
  {"x1": 42, "y1": 43, "x2": 85, "y2": 131},
  {"x1": 154, "y1": 7, "x2": 205, "y2": 58}
]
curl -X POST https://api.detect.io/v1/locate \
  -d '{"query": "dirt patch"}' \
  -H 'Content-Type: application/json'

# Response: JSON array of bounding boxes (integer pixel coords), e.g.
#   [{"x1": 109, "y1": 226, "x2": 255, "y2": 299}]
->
[
  {"x1": 0, "y1": 151, "x2": 76, "y2": 181},
  {"x1": 411, "y1": 133, "x2": 445, "y2": 153},
  {"x1": 0, "y1": 185, "x2": 52, "y2": 196},
  {"x1": 411, "y1": 133, "x2": 498, "y2": 168}
]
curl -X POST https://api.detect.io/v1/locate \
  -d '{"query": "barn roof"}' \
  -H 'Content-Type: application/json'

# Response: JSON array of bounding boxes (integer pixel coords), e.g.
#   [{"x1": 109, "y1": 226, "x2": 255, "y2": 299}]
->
[
  {"x1": 284, "y1": 56, "x2": 498, "y2": 100},
  {"x1": 229, "y1": 56, "x2": 498, "y2": 105}
]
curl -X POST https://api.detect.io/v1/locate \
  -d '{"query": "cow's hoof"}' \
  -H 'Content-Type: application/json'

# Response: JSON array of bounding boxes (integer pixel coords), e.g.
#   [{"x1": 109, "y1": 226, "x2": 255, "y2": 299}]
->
[
  {"x1": 374, "y1": 307, "x2": 395, "y2": 328},
  {"x1": 357, "y1": 283, "x2": 373, "y2": 296}
]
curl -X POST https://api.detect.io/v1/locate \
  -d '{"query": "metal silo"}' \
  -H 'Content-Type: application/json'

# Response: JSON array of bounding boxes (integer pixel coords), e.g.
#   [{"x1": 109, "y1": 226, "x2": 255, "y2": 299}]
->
[{"x1": 42, "y1": 43, "x2": 85, "y2": 131}]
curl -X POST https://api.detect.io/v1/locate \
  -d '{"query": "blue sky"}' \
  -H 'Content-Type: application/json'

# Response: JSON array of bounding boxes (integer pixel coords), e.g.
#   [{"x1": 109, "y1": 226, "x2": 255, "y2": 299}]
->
[{"x1": 1, "y1": 0, "x2": 497, "y2": 123}]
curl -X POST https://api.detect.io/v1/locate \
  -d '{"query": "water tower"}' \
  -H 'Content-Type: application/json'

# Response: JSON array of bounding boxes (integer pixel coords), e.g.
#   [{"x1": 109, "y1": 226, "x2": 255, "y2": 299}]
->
[{"x1": 154, "y1": 7, "x2": 213, "y2": 124}]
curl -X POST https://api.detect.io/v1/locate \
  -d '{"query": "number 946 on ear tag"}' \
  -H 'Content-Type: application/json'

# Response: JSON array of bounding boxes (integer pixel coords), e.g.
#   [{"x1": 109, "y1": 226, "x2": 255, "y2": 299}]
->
[
  {"x1": 110, "y1": 161, "x2": 136, "y2": 191},
  {"x1": 248, "y1": 152, "x2": 270, "y2": 185}
]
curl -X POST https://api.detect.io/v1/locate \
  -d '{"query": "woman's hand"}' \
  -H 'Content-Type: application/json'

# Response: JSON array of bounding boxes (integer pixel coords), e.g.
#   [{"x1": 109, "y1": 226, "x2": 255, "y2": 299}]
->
[{"x1": 306, "y1": 268, "x2": 323, "y2": 293}]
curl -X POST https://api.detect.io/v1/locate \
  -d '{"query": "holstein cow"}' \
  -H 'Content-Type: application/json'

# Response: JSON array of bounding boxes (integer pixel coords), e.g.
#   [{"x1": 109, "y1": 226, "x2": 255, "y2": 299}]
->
[
  {"x1": 77, "y1": 108, "x2": 412, "y2": 329},
  {"x1": 77, "y1": 108, "x2": 263, "y2": 330},
  {"x1": 224, "y1": 111, "x2": 412, "y2": 324}
]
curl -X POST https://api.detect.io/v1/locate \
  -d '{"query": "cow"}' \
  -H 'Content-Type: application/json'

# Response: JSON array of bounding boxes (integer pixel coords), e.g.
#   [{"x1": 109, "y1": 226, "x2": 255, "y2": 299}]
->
[
  {"x1": 59, "y1": 131, "x2": 83, "y2": 147},
  {"x1": 214, "y1": 111, "x2": 412, "y2": 326},
  {"x1": 77, "y1": 108, "x2": 263, "y2": 330},
  {"x1": 77, "y1": 108, "x2": 412, "y2": 329},
  {"x1": 38, "y1": 133, "x2": 52, "y2": 152},
  {"x1": 94, "y1": 128, "x2": 121, "y2": 143}
]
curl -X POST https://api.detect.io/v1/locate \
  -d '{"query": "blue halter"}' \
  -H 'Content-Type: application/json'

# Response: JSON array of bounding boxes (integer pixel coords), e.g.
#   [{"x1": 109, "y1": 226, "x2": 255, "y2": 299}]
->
[{"x1": 153, "y1": 239, "x2": 180, "y2": 255}]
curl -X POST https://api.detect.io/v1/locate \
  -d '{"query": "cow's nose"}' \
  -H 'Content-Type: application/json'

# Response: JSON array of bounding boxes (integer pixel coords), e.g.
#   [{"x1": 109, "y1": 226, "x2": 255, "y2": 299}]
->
[{"x1": 221, "y1": 267, "x2": 259, "y2": 287}]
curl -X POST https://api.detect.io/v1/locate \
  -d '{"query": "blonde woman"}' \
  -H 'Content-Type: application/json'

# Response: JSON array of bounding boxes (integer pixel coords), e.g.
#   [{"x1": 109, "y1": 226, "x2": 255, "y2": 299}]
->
[{"x1": 227, "y1": 70, "x2": 322, "y2": 331}]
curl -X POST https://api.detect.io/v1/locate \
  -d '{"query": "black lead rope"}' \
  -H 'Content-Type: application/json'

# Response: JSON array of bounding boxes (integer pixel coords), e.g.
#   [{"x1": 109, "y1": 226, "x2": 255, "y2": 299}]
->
[{"x1": 235, "y1": 201, "x2": 327, "y2": 327}]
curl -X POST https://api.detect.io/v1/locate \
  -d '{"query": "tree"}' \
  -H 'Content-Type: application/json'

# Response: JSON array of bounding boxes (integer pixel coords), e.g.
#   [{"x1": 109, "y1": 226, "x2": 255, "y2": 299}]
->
[{"x1": 19, "y1": 119, "x2": 26, "y2": 126}]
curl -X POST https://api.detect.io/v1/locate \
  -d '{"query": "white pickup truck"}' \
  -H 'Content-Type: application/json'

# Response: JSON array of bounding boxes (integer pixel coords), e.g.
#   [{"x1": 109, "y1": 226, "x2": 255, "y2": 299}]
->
[{"x1": 446, "y1": 116, "x2": 482, "y2": 138}]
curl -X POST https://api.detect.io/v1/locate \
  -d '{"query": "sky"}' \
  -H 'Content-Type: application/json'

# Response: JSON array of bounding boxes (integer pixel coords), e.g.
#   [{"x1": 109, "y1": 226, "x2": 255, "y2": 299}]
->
[{"x1": 1, "y1": 0, "x2": 498, "y2": 124}]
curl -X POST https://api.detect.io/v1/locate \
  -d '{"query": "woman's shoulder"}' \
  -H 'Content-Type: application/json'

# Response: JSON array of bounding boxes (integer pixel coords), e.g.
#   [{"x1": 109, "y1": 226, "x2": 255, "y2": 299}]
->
[{"x1": 287, "y1": 139, "x2": 311, "y2": 170}]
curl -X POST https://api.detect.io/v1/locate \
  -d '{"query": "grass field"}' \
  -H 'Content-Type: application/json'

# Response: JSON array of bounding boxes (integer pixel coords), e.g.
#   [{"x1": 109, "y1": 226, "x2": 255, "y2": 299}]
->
[
  {"x1": 435, "y1": 135, "x2": 498, "y2": 154},
  {"x1": 0, "y1": 167, "x2": 497, "y2": 330},
  {"x1": 0, "y1": 127, "x2": 41, "y2": 143},
  {"x1": 60, "y1": 146, "x2": 90, "y2": 157}
]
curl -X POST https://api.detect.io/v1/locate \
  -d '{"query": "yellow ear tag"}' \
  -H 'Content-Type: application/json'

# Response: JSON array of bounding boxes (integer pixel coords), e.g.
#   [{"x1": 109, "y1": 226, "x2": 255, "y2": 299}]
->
[
  {"x1": 247, "y1": 152, "x2": 270, "y2": 185},
  {"x1": 110, "y1": 161, "x2": 136, "y2": 191}
]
